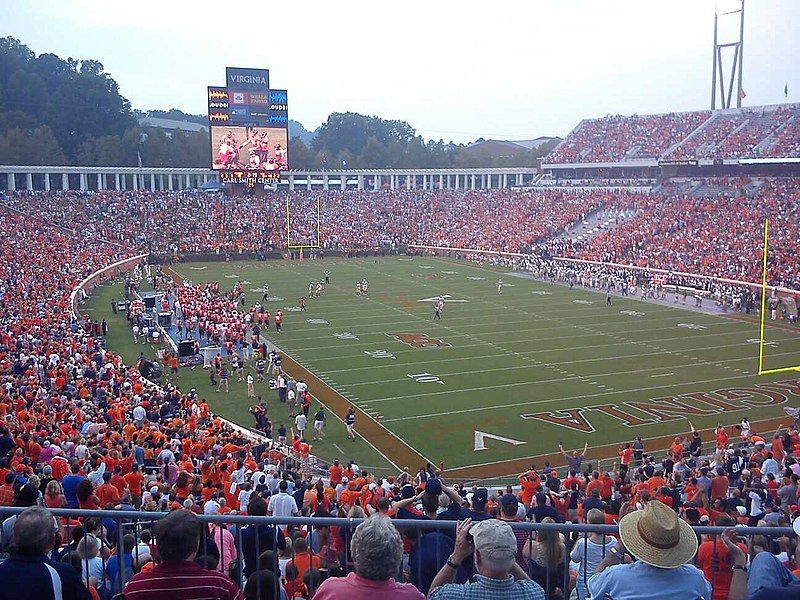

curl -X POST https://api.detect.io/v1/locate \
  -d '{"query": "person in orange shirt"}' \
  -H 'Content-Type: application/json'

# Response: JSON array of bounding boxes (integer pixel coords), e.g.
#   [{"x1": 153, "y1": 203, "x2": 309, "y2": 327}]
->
[
  {"x1": 772, "y1": 433, "x2": 786, "y2": 463},
  {"x1": 646, "y1": 470, "x2": 667, "y2": 497},
  {"x1": 338, "y1": 481, "x2": 360, "y2": 509},
  {"x1": 585, "y1": 472, "x2": 604, "y2": 498},
  {"x1": 599, "y1": 471, "x2": 614, "y2": 501},
  {"x1": 715, "y1": 424, "x2": 729, "y2": 449},
  {"x1": 710, "y1": 467, "x2": 729, "y2": 501},
  {"x1": 50, "y1": 452, "x2": 70, "y2": 481},
  {"x1": 696, "y1": 516, "x2": 747, "y2": 600},
  {"x1": 96, "y1": 472, "x2": 121, "y2": 507},
  {"x1": 328, "y1": 460, "x2": 343, "y2": 486},
  {"x1": 124, "y1": 464, "x2": 144, "y2": 506},
  {"x1": 618, "y1": 443, "x2": 632, "y2": 475},
  {"x1": 287, "y1": 536, "x2": 321, "y2": 577},
  {"x1": 518, "y1": 469, "x2": 541, "y2": 507},
  {"x1": 670, "y1": 436, "x2": 684, "y2": 458},
  {"x1": 109, "y1": 466, "x2": 127, "y2": 495},
  {"x1": 632, "y1": 475, "x2": 650, "y2": 503}
]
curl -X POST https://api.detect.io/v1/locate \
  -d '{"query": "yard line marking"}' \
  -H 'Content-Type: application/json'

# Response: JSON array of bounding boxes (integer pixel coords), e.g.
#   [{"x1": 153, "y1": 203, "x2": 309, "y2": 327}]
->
[
  {"x1": 650, "y1": 372, "x2": 675, "y2": 378},
  {"x1": 257, "y1": 326, "x2": 432, "y2": 470},
  {"x1": 360, "y1": 359, "x2": 744, "y2": 404},
  {"x1": 350, "y1": 357, "x2": 752, "y2": 390},
  {"x1": 379, "y1": 372, "x2": 762, "y2": 422},
  {"x1": 287, "y1": 322, "x2": 757, "y2": 352},
  {"x1": 293, "y1": 312, "x2": 741, "y2": 341},
  {"x1": 300, "y1": 341, "x2": 793, "y2": 392}
]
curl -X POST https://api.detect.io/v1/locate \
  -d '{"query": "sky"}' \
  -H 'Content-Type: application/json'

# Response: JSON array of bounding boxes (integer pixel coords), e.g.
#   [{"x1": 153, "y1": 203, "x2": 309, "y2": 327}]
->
[{"x1": 4, "y1": 0, "x2": 799, "y2": 143}]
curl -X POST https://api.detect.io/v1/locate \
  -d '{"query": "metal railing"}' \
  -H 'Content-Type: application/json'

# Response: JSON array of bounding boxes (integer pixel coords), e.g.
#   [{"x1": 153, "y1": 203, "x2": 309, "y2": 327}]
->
[{"x1": 0, "y1": 506, "x2": 794, "y2": 599}]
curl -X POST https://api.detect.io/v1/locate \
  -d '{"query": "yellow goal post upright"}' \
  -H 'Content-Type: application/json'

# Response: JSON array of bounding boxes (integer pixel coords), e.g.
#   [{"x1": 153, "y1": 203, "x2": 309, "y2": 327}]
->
[
  {"x1": 286, "y1": 195, "x2": 321, "y2": 256},
  {"x1": 758, "y1": 217, "x2": 800, "y2": 375}
]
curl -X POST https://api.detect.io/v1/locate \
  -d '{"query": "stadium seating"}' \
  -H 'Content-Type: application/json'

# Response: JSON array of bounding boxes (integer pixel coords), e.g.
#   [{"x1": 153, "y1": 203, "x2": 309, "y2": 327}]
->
[
  {"x1": 567, "y1": 178, "x2": 800, "y2": 288},
  {"x1": 4, "y1": 179, "x2": 799, "y2": 288},
  {"x1": 2, "y1": 179, "x2": 800, "y2": 597},
  {"x1": 547, "y1": 104, "x2": 800, "y2": 163}
]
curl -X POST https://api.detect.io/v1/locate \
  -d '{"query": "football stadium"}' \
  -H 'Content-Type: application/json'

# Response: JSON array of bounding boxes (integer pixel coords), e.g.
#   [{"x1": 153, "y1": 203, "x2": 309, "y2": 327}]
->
[{"x1": 1, "y1": 2, "x2": 800, "y2": 599}]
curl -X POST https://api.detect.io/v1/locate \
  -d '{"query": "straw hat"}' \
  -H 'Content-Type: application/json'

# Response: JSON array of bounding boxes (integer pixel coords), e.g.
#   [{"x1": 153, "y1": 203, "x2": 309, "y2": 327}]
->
[{"x1": 619, "y1": 500, "x2": 698, "y2": 569}]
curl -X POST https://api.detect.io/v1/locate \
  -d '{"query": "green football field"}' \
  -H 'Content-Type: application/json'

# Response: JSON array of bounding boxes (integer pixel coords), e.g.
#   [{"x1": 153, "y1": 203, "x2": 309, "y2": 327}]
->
[{"x1": 86, "y1": 256, "x2": 800, "y2": 480}]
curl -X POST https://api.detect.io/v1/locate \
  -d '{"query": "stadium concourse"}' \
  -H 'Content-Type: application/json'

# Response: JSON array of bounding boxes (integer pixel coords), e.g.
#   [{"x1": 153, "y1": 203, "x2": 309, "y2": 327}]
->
[{"x1": 1, "y1": 170, "x2": 800, "y2": 599}]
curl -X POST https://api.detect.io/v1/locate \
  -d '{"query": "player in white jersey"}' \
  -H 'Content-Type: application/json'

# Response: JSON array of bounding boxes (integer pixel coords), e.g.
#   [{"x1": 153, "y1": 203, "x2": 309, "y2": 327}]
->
[
  {"x1": 497, "y1": 279, "x2": 504, "y2": 293},
  {"x1": 361, "y1": 279, "x2": 369, "y2": 295},
  {"x1": 355, "y1": 281, "x2": 362, "y2": 296},
  {"x1": 315, "y1": 281, "x2": 324, "y2": 297},
  {"x1": 308, "y1": 281, "x2": 314, "y2": 297}
]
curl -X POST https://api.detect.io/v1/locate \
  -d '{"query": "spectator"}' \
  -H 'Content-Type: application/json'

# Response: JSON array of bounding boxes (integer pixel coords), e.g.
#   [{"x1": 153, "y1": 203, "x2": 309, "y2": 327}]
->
[
  {"x1": 0, "y1": 506, "x2": 91, "y2": 600},
  {"x1": 243, "y1": 569, "x2": 281, "y2": 600},
  {"x1": 722, "y1": 527, "x2": 800, "y2": 599},
  {"x1": 589, "y1": 500, "x2": 712, "y2": 599},
  {"x1": 429, "y1": 518, "x2": 545, "y2": 599},
  {"x1": 242, "y1": 496, "x2": 287, "y2": 578},
  {"x1": 524, "y1": 516, "x2": 572, "y2": 598},
  {"x1": 695, "y1": 515, "x2": 747, "y2": 600},
  {"x1": 123, "y1": 509, "x2": 244, "y2": 599},
  {"x1": 314, "y1": 515, "x2": 424, "y2": 599},
  {"x1": 570, "y1": 508, "x2": 616, "y2": 600}
]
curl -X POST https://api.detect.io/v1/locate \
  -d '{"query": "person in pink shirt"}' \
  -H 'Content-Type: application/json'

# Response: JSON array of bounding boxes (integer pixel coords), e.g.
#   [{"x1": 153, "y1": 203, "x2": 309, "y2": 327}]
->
[
  {"x1": 314, "y1": 515, "x2": 424, "y2": 600},
  {"x1": 207, "y1": 507, "x2": 237, "y2": 574}
]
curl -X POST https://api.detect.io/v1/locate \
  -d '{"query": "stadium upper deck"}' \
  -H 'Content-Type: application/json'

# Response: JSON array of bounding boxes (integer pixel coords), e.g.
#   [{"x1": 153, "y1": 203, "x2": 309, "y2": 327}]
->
[{"x1": 545, "y1": 103, "x2": 800, "y2": 168}]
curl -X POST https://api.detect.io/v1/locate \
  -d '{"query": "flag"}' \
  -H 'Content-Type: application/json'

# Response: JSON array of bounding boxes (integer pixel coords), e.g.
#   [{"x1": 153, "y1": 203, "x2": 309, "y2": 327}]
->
[
  {"x1": 785, "y1": 83, "x2": 789, "y2": 99},
  {"x1": 739, "y1": 88, "x2": 746, "y2": 99},
  {"x1": 137, "y1": 151, "x2": 143, "y2": 169}
]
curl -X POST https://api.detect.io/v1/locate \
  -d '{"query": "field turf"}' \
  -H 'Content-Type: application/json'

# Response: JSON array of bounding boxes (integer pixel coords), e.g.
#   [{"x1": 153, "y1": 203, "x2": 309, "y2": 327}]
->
[{"x1": 85, "y1": 256, "x2": 800, "y2": 481}]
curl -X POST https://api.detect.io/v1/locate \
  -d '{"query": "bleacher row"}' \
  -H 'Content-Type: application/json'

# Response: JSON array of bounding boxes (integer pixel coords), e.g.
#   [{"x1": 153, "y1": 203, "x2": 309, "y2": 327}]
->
[{"x1": 547, "y1": 104, "x2": 800, "y2": 164}]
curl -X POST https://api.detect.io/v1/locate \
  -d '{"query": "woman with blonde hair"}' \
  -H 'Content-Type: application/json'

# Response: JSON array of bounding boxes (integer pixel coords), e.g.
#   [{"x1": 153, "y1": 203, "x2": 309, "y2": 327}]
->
[
  {"x1": 570, "y1": 509, "x2": 616, "y2": 600},
  {"x1": 44, "y1": 479, "x2": 67, "y2": 508},
  {"x1": 525, "y1": 517, "x2": 573, "y2": 599}
]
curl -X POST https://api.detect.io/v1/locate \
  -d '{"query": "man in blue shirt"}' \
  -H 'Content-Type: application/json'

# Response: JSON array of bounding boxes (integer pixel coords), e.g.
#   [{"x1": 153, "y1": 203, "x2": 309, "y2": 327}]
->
[
  {"x1": 105, "y1": 534, "x2": 135, "y2": 596},
  {"x1": 588, "y1": 500, "x2": 711, "y2": 600},
  {"x1": 61, "y1": 463, "x2": 86, "y2": 509},
  {"x1": 0, "y1": 506, "x2": 91, "y2": 600}
]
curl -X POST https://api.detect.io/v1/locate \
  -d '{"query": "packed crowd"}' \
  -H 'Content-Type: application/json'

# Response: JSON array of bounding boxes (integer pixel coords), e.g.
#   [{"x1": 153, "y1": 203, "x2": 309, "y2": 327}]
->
[
  {"x1": 561, "y1": 178, "x2": 800, "y2": 289},
  {"x1": 548, "y1": 104, "x2": 800, "y2": 164},
  {"x1": 0, "y1": 188, "x2": 624, "y2": 256},
  {"x1": 4, "y1": 396, "x2": 800, "y2": 600},
  {"x1": 2, "y1": 182, "x2": 800, "y2": 598},
  {"x1": 548, "y1": 111, "x2": 710, "y2": 163},
  {"x1": 3, "y1": 176, "x2": 800, "y2": 291}
]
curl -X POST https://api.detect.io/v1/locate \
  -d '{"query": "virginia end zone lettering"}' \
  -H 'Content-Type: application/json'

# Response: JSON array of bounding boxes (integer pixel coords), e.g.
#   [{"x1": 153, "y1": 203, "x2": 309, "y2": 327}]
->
[{"x1": 522, "y1": 379, "x2": 800, "y2": 432}]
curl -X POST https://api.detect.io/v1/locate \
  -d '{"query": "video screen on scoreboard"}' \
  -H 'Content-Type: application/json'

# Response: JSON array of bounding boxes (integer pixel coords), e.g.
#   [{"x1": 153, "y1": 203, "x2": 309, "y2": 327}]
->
[{"x1": 211, "y1": 126, "x2": 288, "y2": 172}]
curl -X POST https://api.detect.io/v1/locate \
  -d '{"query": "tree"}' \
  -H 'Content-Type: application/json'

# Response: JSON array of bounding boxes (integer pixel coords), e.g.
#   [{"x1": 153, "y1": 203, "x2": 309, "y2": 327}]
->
[
  {"x1": 288, "y1": 136, "x2": 314, "y2": 169},
  {"x1": 29, "y1": 125, "x2": 67, "y2": 164},
  {"x1": 0, "y1": 126, "x2": 66, "y2": 164},
  {"x1": 0, "y1": 37, "x2": 135, "y2": 163}
]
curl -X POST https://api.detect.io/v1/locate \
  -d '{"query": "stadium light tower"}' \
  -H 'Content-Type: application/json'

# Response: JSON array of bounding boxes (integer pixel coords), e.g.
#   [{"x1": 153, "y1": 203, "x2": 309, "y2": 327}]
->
[{"x1": 711, "y1": 0, "x2": 745, "y2": 110}]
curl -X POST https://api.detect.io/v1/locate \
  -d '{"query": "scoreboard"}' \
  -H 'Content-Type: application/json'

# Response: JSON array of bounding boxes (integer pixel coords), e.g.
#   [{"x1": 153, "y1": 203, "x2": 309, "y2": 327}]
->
[{"x1": 207, "y1": 67, "x2": 289, "y2": 186}]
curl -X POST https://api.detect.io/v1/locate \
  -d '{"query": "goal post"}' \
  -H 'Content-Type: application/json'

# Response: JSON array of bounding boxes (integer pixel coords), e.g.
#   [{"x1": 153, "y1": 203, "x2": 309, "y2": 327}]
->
[{"x1": 758, "y1": 218, "x2": 800, "y2": 375}]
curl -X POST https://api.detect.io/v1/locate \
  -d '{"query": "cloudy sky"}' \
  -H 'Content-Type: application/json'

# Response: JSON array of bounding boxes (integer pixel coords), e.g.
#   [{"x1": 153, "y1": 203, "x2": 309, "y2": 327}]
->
[{"x1": 5, "y1": 0, "x2": 799, "y2": 142}]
